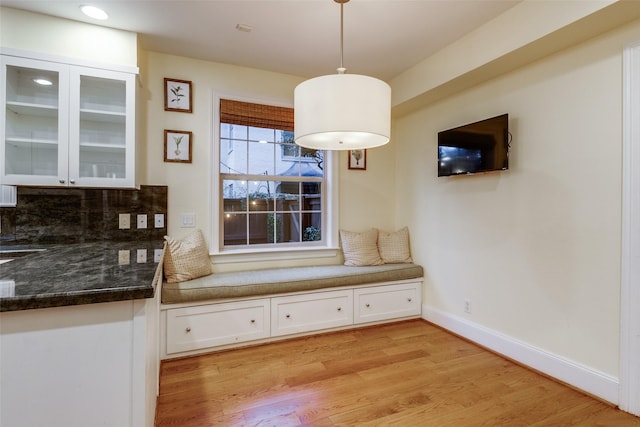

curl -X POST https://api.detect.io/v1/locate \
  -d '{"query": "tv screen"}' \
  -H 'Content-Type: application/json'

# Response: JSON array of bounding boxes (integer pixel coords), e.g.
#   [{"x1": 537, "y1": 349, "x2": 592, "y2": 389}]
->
[{"x1": 438, "y1": 114, "x2": 509, "y2": 177}]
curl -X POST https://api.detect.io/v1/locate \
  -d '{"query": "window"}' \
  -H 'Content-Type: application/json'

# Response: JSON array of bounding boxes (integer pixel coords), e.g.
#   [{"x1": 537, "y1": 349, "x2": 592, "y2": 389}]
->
[{"x1": 215, "y1": 98, "x2": 334, "y2": 254}]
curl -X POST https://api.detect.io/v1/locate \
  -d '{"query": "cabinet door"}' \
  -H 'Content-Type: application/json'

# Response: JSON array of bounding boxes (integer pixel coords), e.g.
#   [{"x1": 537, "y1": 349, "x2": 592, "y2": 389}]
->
[
  {"x1": 69, "y1": 67, "x2": 136, "y2": 188},
  {"x1": 1, "y1": 56, "x2": 70, "y2": 186},
  {"x1": 354, "y1": 282, "x2": 422, "y2": 324},
  {"x1": 166, "y1": 299, "x2": 270, "y2": 354},
  {"x1": 271, "y1": 290, "x2": 353, "y2": 337}
]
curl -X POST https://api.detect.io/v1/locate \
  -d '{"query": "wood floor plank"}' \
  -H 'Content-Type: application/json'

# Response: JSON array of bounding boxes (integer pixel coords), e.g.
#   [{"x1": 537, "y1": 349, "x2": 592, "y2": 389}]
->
[{"x1": 155, "y1": 319, "x2": 640, "y2": 426}]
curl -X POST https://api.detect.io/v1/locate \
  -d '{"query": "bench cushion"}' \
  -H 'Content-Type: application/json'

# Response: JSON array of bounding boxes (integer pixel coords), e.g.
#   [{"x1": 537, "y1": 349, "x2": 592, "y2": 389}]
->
[{"x1": 161, "y1": 263, "x2": 424, "y2": 304}]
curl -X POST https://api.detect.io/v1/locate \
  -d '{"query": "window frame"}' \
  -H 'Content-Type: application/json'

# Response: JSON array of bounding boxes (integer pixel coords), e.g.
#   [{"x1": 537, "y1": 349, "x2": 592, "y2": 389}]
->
[{"x1": 210, "y1": 93, "x2": 339, "y2": 263}]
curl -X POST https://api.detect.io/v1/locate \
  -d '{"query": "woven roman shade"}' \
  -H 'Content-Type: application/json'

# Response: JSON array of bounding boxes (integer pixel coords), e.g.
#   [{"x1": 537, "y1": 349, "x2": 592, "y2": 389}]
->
[{"x1": 220, "y1": 99, "x2": 293, "y2": 131}]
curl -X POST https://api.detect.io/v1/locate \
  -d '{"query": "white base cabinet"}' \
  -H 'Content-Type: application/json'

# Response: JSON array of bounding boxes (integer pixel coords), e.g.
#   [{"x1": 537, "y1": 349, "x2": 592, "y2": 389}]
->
[
  {"x1": 271, "y1": 289, "x2": 353, "y2": 337},
  {"x1": 166, "y1": 299, "x2": 270, "y2": 354},
  {"x1": 161, "y1": 279, "x2": 422, "y2": 359},
  {"x1": 354, "y1": 283, "x2": 421, "y2": 324},
  {"x1": 0, "y1": 298, "x2": 159, "y2": 427}
]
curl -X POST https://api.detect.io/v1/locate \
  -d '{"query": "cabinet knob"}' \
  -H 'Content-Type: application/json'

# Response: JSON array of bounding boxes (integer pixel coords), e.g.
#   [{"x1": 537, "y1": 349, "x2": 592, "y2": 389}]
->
[
  {"x1": 285, "y1": 314, "x2": 291, "y2": 319},
  {"x1": 59, "y1": 179, "x2": 65, "y2": 184},
  {"x1": 69, "y1": 179, "x2": 76, "y2": 184},
  {"x1": 365, "y1": 303, "x2": 371, "y2": 308},
  {"x1": 250, "y1": 319, "x2": 256, "y2": 324},
  {"x1": 408, "y1": 298, "x2": 413, "y2": 302},
  {"x1": 185, "y1": 327, "x2": 191, "y2": 333},
  {"x1": 337, "y1": 307, "x2": 342, "y2": 311}
]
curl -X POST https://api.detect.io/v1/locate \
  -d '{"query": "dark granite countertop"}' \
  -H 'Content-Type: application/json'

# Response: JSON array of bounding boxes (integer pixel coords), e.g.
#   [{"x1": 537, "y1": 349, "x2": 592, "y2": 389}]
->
[{"x1": 0, "y1": 241, "x2": 163, "y2": 312}]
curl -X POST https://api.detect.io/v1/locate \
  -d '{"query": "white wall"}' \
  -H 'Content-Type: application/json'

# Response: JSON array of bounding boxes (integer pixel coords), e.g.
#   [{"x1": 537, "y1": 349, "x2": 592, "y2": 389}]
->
[
  {"x1": 138, "y1": 49, "x2": 398, "y2": 271},
  {"x1": 395, "y1": 18, "x2": 640, "y2": 381}
]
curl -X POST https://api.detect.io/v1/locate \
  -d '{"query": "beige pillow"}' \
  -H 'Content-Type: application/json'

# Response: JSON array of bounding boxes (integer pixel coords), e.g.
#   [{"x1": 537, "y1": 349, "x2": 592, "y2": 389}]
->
[
  {"x1": 378, "y1": 227, "x2": 413, "y2": 264},
  {"x1": 163, "y1": 229, "x2": 212, "y2": 283},
  {"x1": 340, "y1": 228, "x2": 383, "y2": 266}
]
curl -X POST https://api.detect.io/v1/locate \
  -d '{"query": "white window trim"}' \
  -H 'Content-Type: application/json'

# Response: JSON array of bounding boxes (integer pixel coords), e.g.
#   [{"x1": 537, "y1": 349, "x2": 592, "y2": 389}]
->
[{"x1": 210, "y1": 91, "x2": 339, "y2": 263}]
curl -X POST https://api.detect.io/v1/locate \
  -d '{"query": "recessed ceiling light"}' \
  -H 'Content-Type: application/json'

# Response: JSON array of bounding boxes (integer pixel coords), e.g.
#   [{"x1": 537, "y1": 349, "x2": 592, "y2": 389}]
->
[
  {"x1": 32, "y1": 78, "x2": 53, "y2": 86},
  {"x1": 81, "y1": 5, "x2": 109, "y2": 20}
]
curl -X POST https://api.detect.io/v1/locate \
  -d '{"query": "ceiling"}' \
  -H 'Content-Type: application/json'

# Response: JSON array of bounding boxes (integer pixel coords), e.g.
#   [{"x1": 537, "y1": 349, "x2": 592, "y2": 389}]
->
[{"x1": 1, "y1": 0, "x2": 520, "y2": 81}]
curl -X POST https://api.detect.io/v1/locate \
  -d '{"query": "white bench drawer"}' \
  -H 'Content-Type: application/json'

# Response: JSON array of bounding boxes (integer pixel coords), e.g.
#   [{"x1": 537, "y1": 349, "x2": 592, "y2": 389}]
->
[
  {"x1": 354, "y1": 282, "x2": 421, "y2": 324},
  {"x1": 166, "y1": 299, "x2": 270, "y2": 354},
  {"x1": 271, "y1": 290, "x2": 353, "y2": 337}
]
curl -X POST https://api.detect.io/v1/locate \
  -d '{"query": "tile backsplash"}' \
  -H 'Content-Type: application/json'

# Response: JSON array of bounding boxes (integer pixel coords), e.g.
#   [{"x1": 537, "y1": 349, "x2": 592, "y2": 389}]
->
[{"x1": 0, "y1": 185, "x2": 167, "y2": 244}]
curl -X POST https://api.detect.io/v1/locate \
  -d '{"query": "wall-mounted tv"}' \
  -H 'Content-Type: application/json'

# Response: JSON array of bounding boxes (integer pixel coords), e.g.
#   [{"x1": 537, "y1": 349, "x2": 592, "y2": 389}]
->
[{"x1": 438, "y1": 114, "x2": 509, "y2": 177}]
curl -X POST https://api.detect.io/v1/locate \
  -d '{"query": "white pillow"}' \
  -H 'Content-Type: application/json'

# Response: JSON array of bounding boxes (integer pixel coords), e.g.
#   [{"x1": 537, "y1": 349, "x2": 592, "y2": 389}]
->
[
  {"x1": 378, "y1": 227, "x2": 413, "y2": 264},
  {"x1": 163, "y1": 229, "x2": 212, "y2": 283},
  {"x1": 340, "y1": 228, "x2": 383, "y2": 266}
]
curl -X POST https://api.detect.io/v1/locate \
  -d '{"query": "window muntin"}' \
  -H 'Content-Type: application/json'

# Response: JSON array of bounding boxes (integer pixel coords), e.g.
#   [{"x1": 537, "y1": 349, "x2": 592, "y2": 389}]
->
[{"x1": 219, "y1": 110, "x2": 325, "y2": 249}]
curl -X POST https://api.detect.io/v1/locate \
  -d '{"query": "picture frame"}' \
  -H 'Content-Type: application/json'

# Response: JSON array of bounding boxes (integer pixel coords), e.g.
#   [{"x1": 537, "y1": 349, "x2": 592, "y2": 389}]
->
[
  {"x1": 164, "y1": 130, "x2": 193, "y2": 163},
  {"x1": 164, "y1": 78, "x2": 192, "y2": 113},
  {"x1": 348, "y1": 149, "x2": 366, "y2": 170}
]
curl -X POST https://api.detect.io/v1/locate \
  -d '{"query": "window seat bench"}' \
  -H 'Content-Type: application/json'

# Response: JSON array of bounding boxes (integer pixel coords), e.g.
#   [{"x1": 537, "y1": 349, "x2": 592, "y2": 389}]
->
[{"x1": 159, "y1": 263, "x2": 424, "y2": 359}]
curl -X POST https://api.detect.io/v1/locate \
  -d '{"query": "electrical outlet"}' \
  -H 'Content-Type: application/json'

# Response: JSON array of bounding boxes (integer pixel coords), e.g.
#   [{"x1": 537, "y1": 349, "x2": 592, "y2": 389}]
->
[
  {"x1": 0, "y1": 280, "x2": 15, "y2": 298},
  {"x1": 118, "y1": 213, "x2": 130, "y2": 229},
  {"x1": 137, "y1": 214, "x2": 147, "y2": 229},
  {"x1": 154, "y1": 214, "x2": 165, "y2": 228},
  {"x1": 154, "y1": 248, "x2": 163, "y2": 263},
  {"x1": 136, "y1": 249, "x2": 147, "y2": 263},
  {"x1": 464, "y1": 299, "x2": 471, "y2": 314},
  {"x1": 118, "y1": 250, "x2": 130, "y2": 265}
]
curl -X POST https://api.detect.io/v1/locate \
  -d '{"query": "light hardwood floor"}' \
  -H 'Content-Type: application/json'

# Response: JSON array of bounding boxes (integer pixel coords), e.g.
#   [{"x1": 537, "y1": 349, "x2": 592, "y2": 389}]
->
[{"x1": 155, "y1": 319, "x2": 640, "y2": 426}]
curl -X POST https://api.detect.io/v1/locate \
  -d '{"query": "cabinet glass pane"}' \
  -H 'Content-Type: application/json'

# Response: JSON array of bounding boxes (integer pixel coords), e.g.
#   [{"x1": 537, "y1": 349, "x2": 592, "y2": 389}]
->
[
  {"x1": 4, "y1": 65, "x2": 59, "y2": 176},
  {"x1": 78, "y1": 75, "x2": 126, "y2": 179}
]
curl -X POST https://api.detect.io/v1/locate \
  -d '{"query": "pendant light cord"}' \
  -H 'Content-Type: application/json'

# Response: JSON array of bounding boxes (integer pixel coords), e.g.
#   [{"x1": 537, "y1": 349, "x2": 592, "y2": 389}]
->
[{"x1": 337, "y1": 0, "x2": 347, "y2": 74}]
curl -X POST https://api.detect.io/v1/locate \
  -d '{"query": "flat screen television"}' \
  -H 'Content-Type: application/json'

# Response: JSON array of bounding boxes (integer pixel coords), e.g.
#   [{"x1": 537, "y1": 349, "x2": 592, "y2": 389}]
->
[{"x1": 438, "y1": 114, "x2": 509, "y2": 177}]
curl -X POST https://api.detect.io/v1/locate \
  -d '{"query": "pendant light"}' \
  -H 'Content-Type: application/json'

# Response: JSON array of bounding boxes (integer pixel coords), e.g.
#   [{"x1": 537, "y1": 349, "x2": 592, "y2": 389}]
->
[{"x1": 294, "y1": 0, "x2": 391, "y2": 150}]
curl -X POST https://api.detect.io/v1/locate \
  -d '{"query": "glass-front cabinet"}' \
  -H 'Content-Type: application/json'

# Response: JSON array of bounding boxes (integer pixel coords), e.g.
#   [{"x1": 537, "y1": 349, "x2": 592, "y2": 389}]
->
[{"x1": 1, "y1": 54, "x2": 136, "y2": 187}]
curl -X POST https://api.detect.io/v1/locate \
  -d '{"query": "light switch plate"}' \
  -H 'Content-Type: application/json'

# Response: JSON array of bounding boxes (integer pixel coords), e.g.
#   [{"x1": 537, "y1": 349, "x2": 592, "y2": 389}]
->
[
  {"x1": 180, "y1": 213, "x2": 196, "y2": 228},
  {"x1": 118, "y1": 213, "x2": 130, "y2": 229},
  {"x1": 137, "y1": 214, "x2": 147, "y2": 229}
]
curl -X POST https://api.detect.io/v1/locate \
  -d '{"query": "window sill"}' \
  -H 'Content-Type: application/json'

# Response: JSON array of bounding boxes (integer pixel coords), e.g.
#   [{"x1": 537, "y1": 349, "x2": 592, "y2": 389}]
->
[{"x1": 211, "y1": 246, "x2": 340, "y2": 264}]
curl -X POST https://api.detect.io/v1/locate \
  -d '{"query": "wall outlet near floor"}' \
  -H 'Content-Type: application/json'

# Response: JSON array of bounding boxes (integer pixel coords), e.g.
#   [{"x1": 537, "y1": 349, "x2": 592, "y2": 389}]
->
[
  {"x1": 464, "y1": 299, "x2": 472, "y2": 314},
  {"x1": 154, "y1": 249, "x2": 163, "y2": 263},
  {"x1": 137, "y1": 214, "x2": 147, "y2": 229},
  {"x1": 154, "y1": 214, "x2": 165, "y2": 228},
  {"x1": 118, "y1": 213, "x2": 130, "y2": 229}
]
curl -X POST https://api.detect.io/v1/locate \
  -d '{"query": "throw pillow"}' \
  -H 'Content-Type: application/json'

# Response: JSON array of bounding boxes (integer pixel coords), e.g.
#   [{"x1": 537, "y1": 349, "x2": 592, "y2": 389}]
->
[
  {"x1": 378, "y1": 226, "x2": 413, "y2": 263},
  {"x1": 163, "y1": 229, "x2": 212, "y2": 283},
  {"x1": 340, "y1": 228, "x2": 383, "y2": 266}
]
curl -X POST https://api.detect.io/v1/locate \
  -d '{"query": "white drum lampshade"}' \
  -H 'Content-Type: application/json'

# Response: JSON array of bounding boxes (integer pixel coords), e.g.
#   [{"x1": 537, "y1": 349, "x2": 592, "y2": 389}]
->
[{"x1": 294, "y1": 73, "x2": 391, "y2": 150}]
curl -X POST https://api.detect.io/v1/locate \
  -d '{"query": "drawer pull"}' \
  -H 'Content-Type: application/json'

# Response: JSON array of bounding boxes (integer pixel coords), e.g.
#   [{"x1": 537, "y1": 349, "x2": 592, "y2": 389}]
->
[
  {"x1": 185, "y1": 327, "x2": 191, "y2": 333},
  {"x1": 286, "y1": 314, "x2": 291, "y2": 319},
  {"x1": 250, "y1": 319, "x2": 256, "y2": 324},
  {"x1": 408, "y1": 298, "x2": 413, "y2": 302},
  {"x1": 365, "y1": 303, "x2": 371, "y2": 308}
]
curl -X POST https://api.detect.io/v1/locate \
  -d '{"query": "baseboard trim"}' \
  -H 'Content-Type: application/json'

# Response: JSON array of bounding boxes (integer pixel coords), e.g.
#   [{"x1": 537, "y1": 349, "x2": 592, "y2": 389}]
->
[{"x1": 422, "y1": 304, "x2": 619, "y2": 405}]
